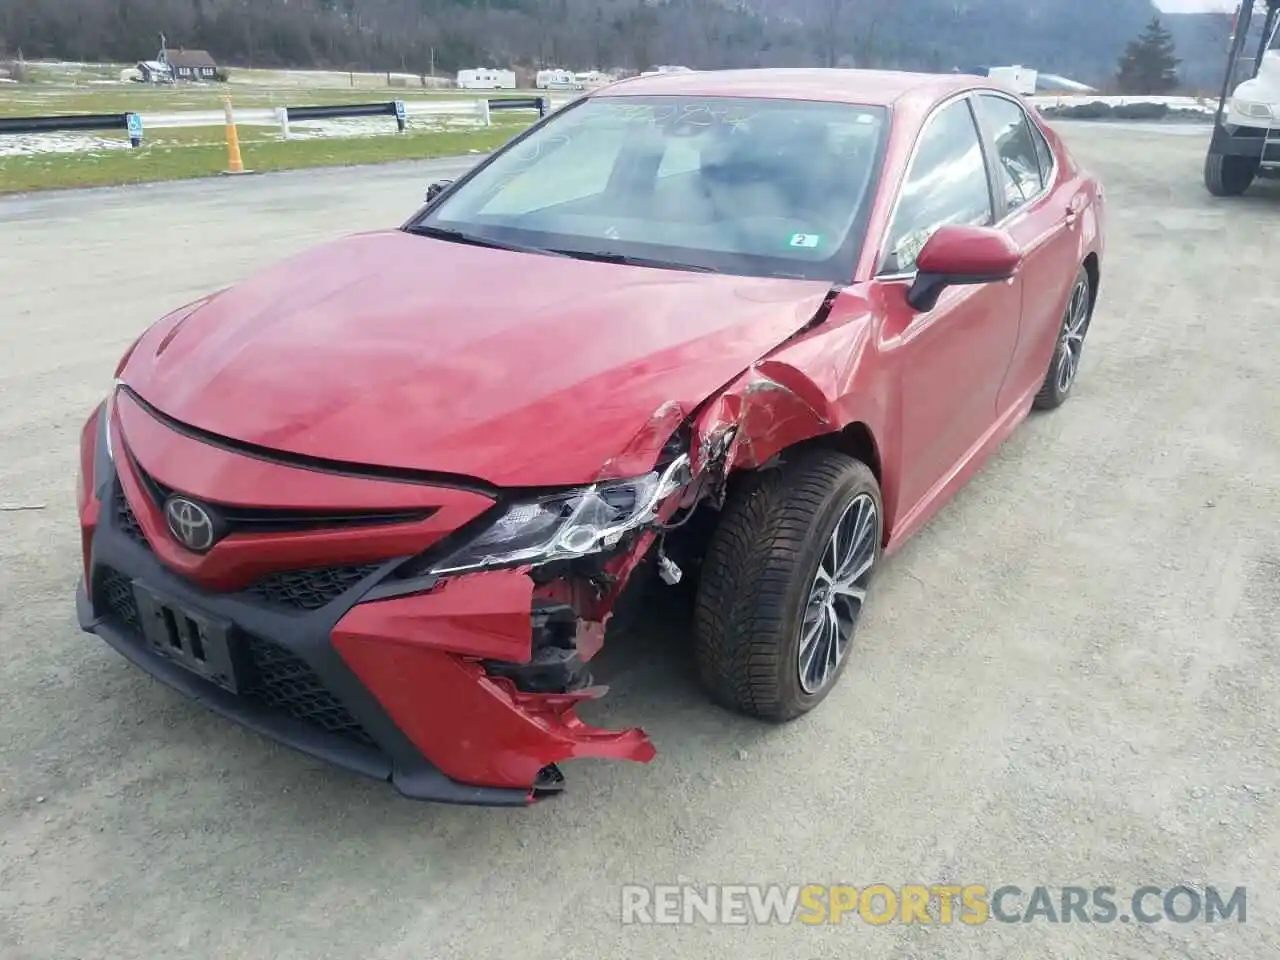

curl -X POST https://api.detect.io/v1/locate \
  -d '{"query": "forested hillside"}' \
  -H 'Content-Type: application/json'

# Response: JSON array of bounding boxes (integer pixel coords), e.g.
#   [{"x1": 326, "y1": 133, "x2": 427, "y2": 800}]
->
[{"x1": 0, "y1": 0, "x2": 1236, "y2": 89}]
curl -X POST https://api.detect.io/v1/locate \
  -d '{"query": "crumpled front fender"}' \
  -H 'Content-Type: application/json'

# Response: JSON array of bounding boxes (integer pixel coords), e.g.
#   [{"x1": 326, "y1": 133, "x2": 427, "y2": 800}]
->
[{"x1": 692, "y1": 358, "x2": 841, "y2": 474}]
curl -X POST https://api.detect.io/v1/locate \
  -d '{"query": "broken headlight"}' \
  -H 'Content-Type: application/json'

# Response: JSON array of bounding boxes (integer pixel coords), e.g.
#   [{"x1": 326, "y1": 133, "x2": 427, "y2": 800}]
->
[
  {"x1": 431, "y1": 454, "x2": 692, "y2": 575},
  {"x1": 102, "y1": 383, "x2": 119, "y2": 463}
]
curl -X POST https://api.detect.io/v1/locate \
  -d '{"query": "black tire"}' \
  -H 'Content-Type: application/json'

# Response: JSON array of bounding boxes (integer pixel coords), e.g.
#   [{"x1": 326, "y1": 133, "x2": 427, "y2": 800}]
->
[
  {"x1": 693, "y1": 449, "x2": 882, "y2": 722},
  {"x1": 1033, "y1": 266, "x2": 1093, "y2": 411},
  {"x1": 1204, "y1": 153, "x2": 1257, "y2": 197}
]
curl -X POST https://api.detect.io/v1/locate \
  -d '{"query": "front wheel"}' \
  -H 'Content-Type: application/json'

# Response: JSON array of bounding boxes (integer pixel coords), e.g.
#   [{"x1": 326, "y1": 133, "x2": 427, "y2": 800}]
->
[
  {"x1": 693, "y1": 449, "x2": 882, "y2": 722},
  {"x1": 1204, "y1": 153, "x2": 1258, "y2": 197}
]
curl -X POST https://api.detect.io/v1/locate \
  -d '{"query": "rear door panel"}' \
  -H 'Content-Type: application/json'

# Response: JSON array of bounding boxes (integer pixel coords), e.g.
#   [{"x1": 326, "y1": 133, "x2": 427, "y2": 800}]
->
[{"x1": 973, "y1": 93, "x2": 1083, "y2": 413}]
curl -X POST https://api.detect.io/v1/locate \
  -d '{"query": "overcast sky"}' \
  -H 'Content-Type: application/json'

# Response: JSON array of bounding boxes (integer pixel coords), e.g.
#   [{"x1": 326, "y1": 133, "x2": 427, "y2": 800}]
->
[{"x1": 1154, "y1": 0, "x2": 1236, "y2": 11}]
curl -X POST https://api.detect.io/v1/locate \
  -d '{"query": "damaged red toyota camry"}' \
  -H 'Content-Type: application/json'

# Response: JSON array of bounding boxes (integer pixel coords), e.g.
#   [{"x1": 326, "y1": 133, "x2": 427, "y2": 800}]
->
[{"x1": 74, "y1": 68, "x2": 1105, "y2": 805}]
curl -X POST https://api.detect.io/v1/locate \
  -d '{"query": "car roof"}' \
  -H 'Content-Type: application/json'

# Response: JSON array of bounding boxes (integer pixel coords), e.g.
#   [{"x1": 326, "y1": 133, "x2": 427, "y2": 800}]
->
[{"x1": 592, "y1": 67, "x2": 983, "y2": 108}]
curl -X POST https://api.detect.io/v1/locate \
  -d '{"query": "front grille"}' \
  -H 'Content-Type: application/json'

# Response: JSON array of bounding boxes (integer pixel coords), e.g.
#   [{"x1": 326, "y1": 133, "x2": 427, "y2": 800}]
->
[
  {"x1": 133, "y1": 459, "x2": 433, "y2": 535},
  {"x1": 244, "y1": 564, "x2": 382, "y2": 611},
  {"x1": 112, "y1": 481, "x2": 382, "y2": 612},
  {"x1": 93, "y1": 566, "x2": 376, "y2": 749},
  {"x1": 113, "y1": 485, "x2": 150, "y2": 551}
]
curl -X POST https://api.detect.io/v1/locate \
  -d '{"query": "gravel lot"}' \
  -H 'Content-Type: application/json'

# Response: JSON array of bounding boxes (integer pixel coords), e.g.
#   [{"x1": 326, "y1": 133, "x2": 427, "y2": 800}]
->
[{"x1": 1, "y1": 124, "x2": 1278, "y2": 960}]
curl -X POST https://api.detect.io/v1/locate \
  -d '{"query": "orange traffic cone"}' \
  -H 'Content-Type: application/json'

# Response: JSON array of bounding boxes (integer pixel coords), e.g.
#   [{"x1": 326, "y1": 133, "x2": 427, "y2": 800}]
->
[{"x1": 222, "y1": 97, "x2": 249, "y2": 175}]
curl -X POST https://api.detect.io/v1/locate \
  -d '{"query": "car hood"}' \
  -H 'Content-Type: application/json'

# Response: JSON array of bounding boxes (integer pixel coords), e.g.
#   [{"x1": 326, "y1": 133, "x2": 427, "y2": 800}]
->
[{"x1": 122, "y1": 230, "x2": 834, "y2": 487}]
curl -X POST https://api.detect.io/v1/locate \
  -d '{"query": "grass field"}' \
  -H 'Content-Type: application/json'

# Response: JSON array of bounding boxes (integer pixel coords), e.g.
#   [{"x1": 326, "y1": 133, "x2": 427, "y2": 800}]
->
[
  {"x1": 0, "y1": 61, "x2": 544, "y2": 192},
  {"x1": 0, "y1": 117, "x2": 531, "y2": 193}
]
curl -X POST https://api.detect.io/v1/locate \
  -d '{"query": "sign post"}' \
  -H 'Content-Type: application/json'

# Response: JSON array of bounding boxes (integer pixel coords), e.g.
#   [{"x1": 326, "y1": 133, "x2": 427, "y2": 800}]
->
[{"x1": 126, "y1": 112, "x2": 144, "y2": 148}]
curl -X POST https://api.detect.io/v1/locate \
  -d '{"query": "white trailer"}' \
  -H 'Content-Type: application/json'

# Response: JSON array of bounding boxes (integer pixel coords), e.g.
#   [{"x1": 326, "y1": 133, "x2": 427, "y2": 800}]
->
[
  {"x1": 536, "y1": 69, "x2": 580, "y2": 89},
  {"x1": 574, "y1": 71, "x2": 612, "y2": 89},
  {"x1": 988, "y1": 65, "x2": 1038, "y2": 96},
  {"x1": 456, "y1": 68, "x2": 516, "y2": 90}
]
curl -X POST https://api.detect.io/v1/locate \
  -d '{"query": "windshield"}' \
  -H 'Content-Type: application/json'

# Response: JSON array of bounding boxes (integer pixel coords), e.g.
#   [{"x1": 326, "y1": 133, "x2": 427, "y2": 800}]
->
[{"x1": 412, "y1": 95, "x2": 888, "y2": 281}]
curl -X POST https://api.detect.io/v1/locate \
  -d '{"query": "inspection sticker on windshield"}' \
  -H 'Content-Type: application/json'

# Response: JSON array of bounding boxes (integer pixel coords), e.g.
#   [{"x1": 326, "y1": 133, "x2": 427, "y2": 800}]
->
[{"x1": 789, "y1": 233, "x2": 822, "y2": 249}]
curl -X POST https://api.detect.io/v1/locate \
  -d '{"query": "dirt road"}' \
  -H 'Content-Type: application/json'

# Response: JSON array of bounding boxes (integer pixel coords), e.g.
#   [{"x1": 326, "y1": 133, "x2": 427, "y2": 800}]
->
[{"x1": 1, "y1": 125, "x2": 1277, "y2": 959}]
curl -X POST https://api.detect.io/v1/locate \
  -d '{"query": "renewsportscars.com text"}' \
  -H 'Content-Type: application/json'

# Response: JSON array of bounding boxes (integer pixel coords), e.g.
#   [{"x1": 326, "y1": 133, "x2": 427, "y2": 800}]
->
[{"x1": 620, "y1": 884, "x2": 1247, "y2": 926}]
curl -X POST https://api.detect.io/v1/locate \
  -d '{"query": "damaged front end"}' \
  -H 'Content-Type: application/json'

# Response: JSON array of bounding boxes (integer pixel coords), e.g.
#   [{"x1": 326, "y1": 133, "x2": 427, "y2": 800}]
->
[
  {"x1": 332, "y1": 423, "x2": 716, "y2": 800},
  {"x1": 332, "y1": 349, "x2": 844, "y2": 802}
]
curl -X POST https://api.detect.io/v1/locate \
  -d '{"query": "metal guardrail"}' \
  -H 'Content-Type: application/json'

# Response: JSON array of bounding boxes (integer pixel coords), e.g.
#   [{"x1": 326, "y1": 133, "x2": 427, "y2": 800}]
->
[
  {"x1": 0, "y1": 96, "x2": 549, "y2": 147},
  {"x1": 0, "y1": 112, "x2": 133, "y2": 135},
  {"x1": 287, "y1": 101, "x2": 406, "y2": 124},
  {"x1": 488, "y1": 97, "x2": 548, "y2": 115}
]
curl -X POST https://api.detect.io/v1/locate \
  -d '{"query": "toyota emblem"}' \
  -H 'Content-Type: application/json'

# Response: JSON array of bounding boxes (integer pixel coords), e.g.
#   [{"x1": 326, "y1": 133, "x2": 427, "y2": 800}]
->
[{"x1": 164, "y1": 497, "x2": 217, "y2": 553}]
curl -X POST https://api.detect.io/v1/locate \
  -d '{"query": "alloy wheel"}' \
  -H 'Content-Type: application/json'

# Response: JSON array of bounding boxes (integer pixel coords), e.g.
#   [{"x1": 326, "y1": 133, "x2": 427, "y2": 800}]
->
[
  {"x1": 1056, "y1": 278, "x2": 1091, "y2": 394},
  {"x1": 797, "y1": 492, "x2": 878, "y2": 695}
]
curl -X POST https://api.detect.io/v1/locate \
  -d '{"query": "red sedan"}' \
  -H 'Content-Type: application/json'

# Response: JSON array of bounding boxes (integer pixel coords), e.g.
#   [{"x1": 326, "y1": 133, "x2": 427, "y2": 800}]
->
[{"x1": 75, "y1": 68, "x2": 1105, "y2": 804}]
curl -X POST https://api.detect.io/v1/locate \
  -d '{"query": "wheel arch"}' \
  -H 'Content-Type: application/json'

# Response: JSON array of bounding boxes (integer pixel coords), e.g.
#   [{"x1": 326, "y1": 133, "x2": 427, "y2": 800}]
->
[
  {"x1": 691, "y1": 359, "x2": 895, "y2": 542},
  {"x1": 826, "y1": 420, "x2": 883, "y2": 485},
  {"x1": 711, "y1": 416, "x2": 890, "y2": 543},
  {"x1": 1082, "y1": 251, "x2": 1100, "y2": 314}
]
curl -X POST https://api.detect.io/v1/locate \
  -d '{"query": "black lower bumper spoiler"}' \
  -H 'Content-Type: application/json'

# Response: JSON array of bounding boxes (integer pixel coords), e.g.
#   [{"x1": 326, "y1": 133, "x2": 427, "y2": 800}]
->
[{"x1": 77, "y1": 580, "x2": 532, "y2": 807}]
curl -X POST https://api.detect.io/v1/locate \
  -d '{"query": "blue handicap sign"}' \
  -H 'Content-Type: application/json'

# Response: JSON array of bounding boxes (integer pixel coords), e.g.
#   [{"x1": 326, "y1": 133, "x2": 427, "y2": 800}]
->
[
  {"x1": 393, "y1": 99, "x2": 407, "y2": 130},
  {"x1": 126, "y1": 112, "x2": 144, "y2": 145}
]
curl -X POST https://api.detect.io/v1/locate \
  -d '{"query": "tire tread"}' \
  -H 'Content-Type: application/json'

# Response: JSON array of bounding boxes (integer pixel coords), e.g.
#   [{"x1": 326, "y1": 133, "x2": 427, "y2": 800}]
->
[{"x1": 693, "y1": 449, "x2": 877, "y2": 722}]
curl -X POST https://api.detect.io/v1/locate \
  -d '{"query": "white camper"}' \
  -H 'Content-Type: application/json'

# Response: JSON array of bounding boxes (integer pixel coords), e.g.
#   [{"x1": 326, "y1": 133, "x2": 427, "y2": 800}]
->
[{"x1": 456, "y1": 68, "x2": 516, "y2": 90}]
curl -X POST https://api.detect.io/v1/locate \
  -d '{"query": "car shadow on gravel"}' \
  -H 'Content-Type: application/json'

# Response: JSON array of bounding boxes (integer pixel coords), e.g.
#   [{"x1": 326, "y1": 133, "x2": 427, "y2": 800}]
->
[{"x1": 573, "y1": 571, "x2": 780, "y2": 751}]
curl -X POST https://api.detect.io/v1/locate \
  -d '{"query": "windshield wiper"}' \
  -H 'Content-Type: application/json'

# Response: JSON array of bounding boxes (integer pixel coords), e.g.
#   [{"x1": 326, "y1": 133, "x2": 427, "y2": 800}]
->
[
  {"x1": 546, "y1": 249, "x2": 716, "y2": 273},
  {"x1": 405, "y1": 224, "x2": 566, "y2": 258}
]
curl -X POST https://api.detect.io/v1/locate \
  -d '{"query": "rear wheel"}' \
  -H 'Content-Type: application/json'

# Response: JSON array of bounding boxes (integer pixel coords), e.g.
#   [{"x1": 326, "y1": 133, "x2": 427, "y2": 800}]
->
[
  {"x1": 693, "y1": 449, "x2": 882, "y2": 722},
  {"x1": 1204, "y1": 153, "x2": 1258, "y2": 197},
  {"x1": 1033, "y1": 266, "x2": 1092, "y2": 411}
]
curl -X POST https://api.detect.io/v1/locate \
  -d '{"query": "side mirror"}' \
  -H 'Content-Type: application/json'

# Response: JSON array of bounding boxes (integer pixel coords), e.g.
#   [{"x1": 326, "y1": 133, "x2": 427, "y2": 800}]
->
[
  {"x1": 906, "y1": 225, "x2": 1023, "y2": 313},
  {"x1": 425, "y1": 179, "x2": 453, "y2": 203}
]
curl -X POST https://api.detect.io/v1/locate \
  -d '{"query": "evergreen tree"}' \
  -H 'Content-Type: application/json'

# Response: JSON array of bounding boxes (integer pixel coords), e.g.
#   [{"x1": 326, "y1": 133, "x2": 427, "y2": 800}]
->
[{"x1": 1115, "y1": 15, "x2": 1180, "y2": 94}]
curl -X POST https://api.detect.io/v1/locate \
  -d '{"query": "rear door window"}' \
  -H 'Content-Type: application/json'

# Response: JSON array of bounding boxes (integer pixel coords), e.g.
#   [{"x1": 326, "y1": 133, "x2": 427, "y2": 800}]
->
[{"x1": 976, "y1": 94, "x2": 1048, "y2": 213}]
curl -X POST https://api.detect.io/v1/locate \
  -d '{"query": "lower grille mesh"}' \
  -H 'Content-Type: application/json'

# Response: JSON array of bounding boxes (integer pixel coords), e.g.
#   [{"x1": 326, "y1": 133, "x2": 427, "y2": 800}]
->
[
  {"x1": 99, "y1": 568, "x2": 140, "y2": 631},
  {"x1": 95, "y1": 567, "x2": 376, "y2": 749},
  {"x1": 245, "y1": 564, "x2": 382, "y2": 611},
  {"x1": 242, "y1": 637, "x2": 376, "y2": 745}
]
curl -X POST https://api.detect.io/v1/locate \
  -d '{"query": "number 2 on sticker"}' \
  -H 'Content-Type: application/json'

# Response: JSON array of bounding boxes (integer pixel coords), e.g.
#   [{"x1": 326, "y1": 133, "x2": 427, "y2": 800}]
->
[{"x1": 790, "y1": 233, "x2": 821, "y2": 248}]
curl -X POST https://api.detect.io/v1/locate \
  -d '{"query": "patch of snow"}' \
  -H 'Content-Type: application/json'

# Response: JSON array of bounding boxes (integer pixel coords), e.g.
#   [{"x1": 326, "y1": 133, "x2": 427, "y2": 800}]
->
[
  {"x1": 1030, "y1": 94, "x2": 1217, "y2": 114},
  {"x1": 285, "y1": 115, "x2": 488, "y2": 138},
  {"x1": 0, "y1": 133, "x2": 134, "y2": 157}
]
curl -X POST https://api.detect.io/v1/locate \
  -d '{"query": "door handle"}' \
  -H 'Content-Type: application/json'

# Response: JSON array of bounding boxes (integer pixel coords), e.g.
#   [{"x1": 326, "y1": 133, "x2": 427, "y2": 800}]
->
[{"x1": 1064, "y1": 197, "x2": 1085, "y2": 227}]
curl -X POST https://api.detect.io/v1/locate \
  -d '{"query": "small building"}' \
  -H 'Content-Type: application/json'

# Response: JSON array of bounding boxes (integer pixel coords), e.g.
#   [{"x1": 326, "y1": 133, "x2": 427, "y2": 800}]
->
[
  {"x1": 166, "y1": 48, "x2": 222, "y2": 81},
  {"x1": 456, "y1": 68, "x2": 516, "y2": 90}
]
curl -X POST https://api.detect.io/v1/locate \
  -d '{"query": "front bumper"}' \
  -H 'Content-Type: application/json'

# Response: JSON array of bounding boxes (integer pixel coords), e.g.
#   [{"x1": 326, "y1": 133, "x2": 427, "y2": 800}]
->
[
  {"x1": 76, "y1": 401, "x2": 655, "y2": 805},
  {"x1": 78, "y1": 523, "x2": 535, "y2": 804}
]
